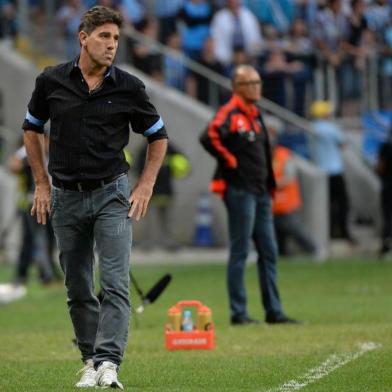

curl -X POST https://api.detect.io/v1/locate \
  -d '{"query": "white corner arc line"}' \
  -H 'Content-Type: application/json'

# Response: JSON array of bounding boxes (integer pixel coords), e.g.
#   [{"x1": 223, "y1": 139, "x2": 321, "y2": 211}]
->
[{"x1": 268, "y1": 342, "x2": 381, "y2": 392}]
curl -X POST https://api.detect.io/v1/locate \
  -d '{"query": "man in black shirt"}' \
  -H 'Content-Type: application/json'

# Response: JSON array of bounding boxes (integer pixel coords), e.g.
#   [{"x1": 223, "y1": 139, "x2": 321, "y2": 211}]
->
[
  {"x1": 22, "y1": 6, "x2": 167, "y2": 389},
  {"x1": 377, "y1": 128, "x2": 392, "y2": 257},
  {"x1": 200, "y1": 65, "x2": 298, "y2": 326}
]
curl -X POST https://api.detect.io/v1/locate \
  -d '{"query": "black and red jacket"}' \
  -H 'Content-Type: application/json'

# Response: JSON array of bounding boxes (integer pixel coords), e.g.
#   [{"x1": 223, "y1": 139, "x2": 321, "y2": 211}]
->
[{"x1": 200, "y1": 95, "x2": 276, "y2": 198}]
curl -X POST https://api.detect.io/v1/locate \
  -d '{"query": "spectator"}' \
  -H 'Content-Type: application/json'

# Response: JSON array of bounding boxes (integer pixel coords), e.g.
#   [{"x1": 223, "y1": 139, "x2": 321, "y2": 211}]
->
[
  {"x1": 365, "y1": 0, "x2": 391, "y2": 40},
  {"x1": 163, "y1": 30, "x2": 187, "y2": 90},
  {"x1": 154, "y1": 0, "x2": 184, "y2": 43},
  {"x1": 177, "y1": 0, "x2": 213, "y2": 61},
  {"x1": 121, "y1": 0, "x2": 146, "y2": 27},
  {"x1": 200, "y1": 65, "x2": 299, "y2": 326},
  {"x1": 376, "y1": 127, "x2": 392, "y2": 257},
  {"x1": 259, "y1": 48, "x2": 311, "y2": 116},
  {"x1": 380, "y1": 11, "x2": 392, "y2": 107},
  {"x1": 314, "y1": 0, "x2": 350, "y2": 69},
  {"x1": 341, "y1": 0, "x2": 374, "y2": 108},
  {"x1": 244, "y1": 0, "x2": 296, "y2": 34},
  {"x1": 309, "y1": 100, "x2": 355, "y2": 243},
  {"x1": 130, "y1": 17, "x2": 163, "y2": 82},
  {"x1": 0, "y1": 0, "x2": 17, "y2": 42},
  {"x1": 56, "y1": 0, "x2": 87, "y2": 59},
  {"x1": 314, "y1": 0, "x2": 358, "y2": 112},
  {"x1": 285, "y1": 18, "x2": 315, "y2": 64},
  {"x1": 294, "y1": 0, "x2": 321, "y2": 27},
  {"x1": 260, "y1": 24, "x2": 288, "y2": 53},
  {"x1": 187, "y1": 36, "x2": 225, "y2": 105},
  {"x1": 210, "y1": 0, "x2": 263, "y2": 68}
]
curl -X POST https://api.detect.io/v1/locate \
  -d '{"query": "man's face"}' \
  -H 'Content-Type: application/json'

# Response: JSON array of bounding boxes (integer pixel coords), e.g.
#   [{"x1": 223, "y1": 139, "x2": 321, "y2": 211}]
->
[
  {"x1": 233, "y1": 69, "x2": 262, "y2": 103},
  {"x1": 80, "y1": 23, "x2": 120, "y2": 67}
]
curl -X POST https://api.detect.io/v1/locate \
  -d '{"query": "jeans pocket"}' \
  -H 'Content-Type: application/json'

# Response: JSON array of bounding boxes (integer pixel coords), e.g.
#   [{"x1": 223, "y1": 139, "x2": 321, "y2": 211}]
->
[
  {"x1": 115, "y1": 190, "x2": 131, "y2": 208},
  {"x1": 50, "y1": 189, "x2": 59, "y2": 218}
]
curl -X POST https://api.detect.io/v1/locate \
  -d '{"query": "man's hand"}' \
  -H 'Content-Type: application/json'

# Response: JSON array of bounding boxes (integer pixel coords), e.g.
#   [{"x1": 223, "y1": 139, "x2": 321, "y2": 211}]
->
[
  {"x1": 31, "y1": 180, "x2": 51, "y2": 225},
  {"x1": 128, "y1": 180, "x2": 154, "y2": 221},
  {"x1": 129, "y1": 138, "x2": 167, "y2": 220},
  {"x1": 24, "y1": 130, "x2": 51, "y2": 224}
]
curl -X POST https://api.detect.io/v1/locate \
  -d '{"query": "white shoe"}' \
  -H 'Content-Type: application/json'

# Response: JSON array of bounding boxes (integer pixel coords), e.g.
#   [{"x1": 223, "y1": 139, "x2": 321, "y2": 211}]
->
[
  {"x1": 95, "y1": 361, "x2": 124, "y2": 390},
  {"x1": 75, "y1": 359, "x2": 96, "y2": 388},
  {"x1": 312, "y1": 247, "x2": 328, "y2": 263},
  {"x1": 0, "y1": 283, "x2": 26, "y2": 305}
]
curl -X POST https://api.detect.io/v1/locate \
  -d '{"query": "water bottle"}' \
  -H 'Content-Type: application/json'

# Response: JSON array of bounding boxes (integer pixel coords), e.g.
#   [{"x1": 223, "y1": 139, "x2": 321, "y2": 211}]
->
[{"x1": 181, "y1": 310, "x2": 194, "y2": 331}]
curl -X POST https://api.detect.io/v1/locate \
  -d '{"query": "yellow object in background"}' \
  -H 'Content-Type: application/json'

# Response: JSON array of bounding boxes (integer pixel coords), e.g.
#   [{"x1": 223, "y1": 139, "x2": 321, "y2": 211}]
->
[
  {"x1": 310, "y1": 100, "x2": 333, "y2": 118},
  {"x1": 167, "y1": 306, "x2": 182, "y2": 331},
  {"x1": 170, "y1": 154, "x2": 191, "y2": 179},
  {"x1": 123, "y1": 148, "x2": 133, "y2": 165},
  {"x1": 197, "y1": 305, "x2": 212, "y2": 331}
]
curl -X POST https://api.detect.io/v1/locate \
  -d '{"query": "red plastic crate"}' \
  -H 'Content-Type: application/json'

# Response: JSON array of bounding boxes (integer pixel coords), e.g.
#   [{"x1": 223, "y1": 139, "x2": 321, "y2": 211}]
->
[{"x1": 165, "y1": 300, "x2": 215, "y2": 351}]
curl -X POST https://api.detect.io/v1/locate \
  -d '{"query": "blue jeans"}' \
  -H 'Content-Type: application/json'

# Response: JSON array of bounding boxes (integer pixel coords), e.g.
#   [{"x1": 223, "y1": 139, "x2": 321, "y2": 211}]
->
[
  {"x1": 50, "y1": 174, "x2": 132, "y2": 367},
  {"x1": 224, "y1": 186, "x2": 284, "y2": 320}
]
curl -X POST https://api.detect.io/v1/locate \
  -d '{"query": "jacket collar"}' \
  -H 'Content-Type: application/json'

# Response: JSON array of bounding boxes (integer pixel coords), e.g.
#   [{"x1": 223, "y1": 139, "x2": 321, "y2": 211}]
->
[{"x1": 231, "y1": 95, "x2": 259, "y2": 118}]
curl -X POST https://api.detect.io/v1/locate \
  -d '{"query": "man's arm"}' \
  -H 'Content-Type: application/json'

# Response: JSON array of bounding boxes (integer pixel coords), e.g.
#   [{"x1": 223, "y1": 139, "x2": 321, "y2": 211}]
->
[
  {"x1": 23, "y1": 130, "x2": 51, "y2": 225},
  {"x1": 200, "y1": 108, "x2": 237, "y2": 168},
  {"x1": 129, "y1": 138, "x2": 168, "y2": 221}
]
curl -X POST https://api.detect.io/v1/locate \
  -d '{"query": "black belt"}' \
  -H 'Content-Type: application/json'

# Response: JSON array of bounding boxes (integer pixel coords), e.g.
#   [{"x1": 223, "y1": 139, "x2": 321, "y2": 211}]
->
[{"x1": 52, "y1": 173, "x2": 126, "y2": 192}]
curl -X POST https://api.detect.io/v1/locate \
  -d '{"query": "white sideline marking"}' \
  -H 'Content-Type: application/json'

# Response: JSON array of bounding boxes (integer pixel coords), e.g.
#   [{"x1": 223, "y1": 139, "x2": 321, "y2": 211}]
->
[{"x1": 268, "y1": 342, "x2": 381, "y2": 392}]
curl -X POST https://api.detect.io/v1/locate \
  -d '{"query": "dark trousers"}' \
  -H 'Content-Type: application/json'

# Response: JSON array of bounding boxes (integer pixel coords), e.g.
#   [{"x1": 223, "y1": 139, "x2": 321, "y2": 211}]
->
[
  {"x1": 224, "y1": 186, "x2": 284, "y2": 320},
  {"x1": 329, "y1": 174, "x2": 351, "y2": 239},
  {"x1": 15, "y1": 209, "x2": 54, "y2": 284},
  {"x1": 381, "y1": 184, "x2": 392, "y2": 249}
]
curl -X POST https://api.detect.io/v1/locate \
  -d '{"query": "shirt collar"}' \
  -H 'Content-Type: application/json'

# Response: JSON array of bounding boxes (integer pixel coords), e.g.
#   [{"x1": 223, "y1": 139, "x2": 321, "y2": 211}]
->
[
  {"x1": 231, "y1": 95, "x2": 259, "y2": 118},
  {"x1": 69, "y1": 57, "x2": 117, "y2": 84}
]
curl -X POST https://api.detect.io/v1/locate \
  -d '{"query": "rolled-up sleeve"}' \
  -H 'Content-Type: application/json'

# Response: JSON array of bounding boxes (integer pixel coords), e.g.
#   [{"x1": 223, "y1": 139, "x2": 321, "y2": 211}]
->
[
  {"x1": 130, "y1": 82, "x2": 168, "y2": 143},
  {"x1": 22, "y1": 72, "x2": 49, "y2": 133}
]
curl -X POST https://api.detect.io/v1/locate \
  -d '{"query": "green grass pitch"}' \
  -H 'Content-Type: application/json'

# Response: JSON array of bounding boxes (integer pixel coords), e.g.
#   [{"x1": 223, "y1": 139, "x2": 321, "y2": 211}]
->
[{"x1": 0, "y1": 258, "x2": 391, "y2": 391}]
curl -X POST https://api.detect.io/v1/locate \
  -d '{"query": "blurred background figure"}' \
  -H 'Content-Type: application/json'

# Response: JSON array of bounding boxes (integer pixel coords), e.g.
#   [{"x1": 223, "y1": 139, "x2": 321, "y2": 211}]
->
[
  {"x1": 56, "y1": 0, "x2": 87, "y2": 60},
  {"x1": 186, "y1": 36, "x2": 225, "y2": 104},
  {"x1": 135, "y1": 142, "x2": 191, "y2": 251},
  {"x1": 129, "y1": 17, "x2": 163, "y2": 82},
  {"x1": 380, "y1": 11, "x2": 392, "y2": 107},
  {"x1": 154, "y1": 0, "x2": 183, "y2": 44},
  {"x1": 244, "y1": 0, "x2": 296, "y2": 34},
  {"x1": 267, "y1": 116, "x2": 323, "y2": 261},
  {"x1": 310, "y1": 100, "x2": 355, "y2": 244},
  {"x1": 210, "y1": 0, "x2": 263, "y2": 71},
  {"x1": 177, "y1": 0, "x2": 213, "y2": 62},
  {"x1": 121, "y1": 0, "x2": 146, "y2": 27},
  {"x1": 259, "y1": 47, "x2": 311, "y2": 117},
  {"x1": 0, "y1": 0, "x2": 17, "y2": 45},
  {"x1": 0, "y1": 137, "x2": 61, "y2": 304},
  {"x1": 163, "y1": 30, "x2": 187, "y2": 91},
  {"x1": 376, "y1": 126, "x2": 392, "y2": 257}
]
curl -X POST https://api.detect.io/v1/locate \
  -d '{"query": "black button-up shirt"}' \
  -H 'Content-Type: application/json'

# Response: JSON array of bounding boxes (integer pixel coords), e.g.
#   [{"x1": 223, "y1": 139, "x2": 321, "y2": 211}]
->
[{"x1": 22, "y1": 60, "x2": 168, "y2": 182}]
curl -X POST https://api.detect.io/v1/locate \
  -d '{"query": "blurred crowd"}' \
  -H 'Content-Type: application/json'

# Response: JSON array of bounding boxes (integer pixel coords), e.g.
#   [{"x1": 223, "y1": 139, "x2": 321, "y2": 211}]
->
[
  {"x1": 1, "y1": 0, "x2": 392, "y2": 115},
  {"x1": 0, "y1": 0, "x2": 391, "y2": 268}
]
